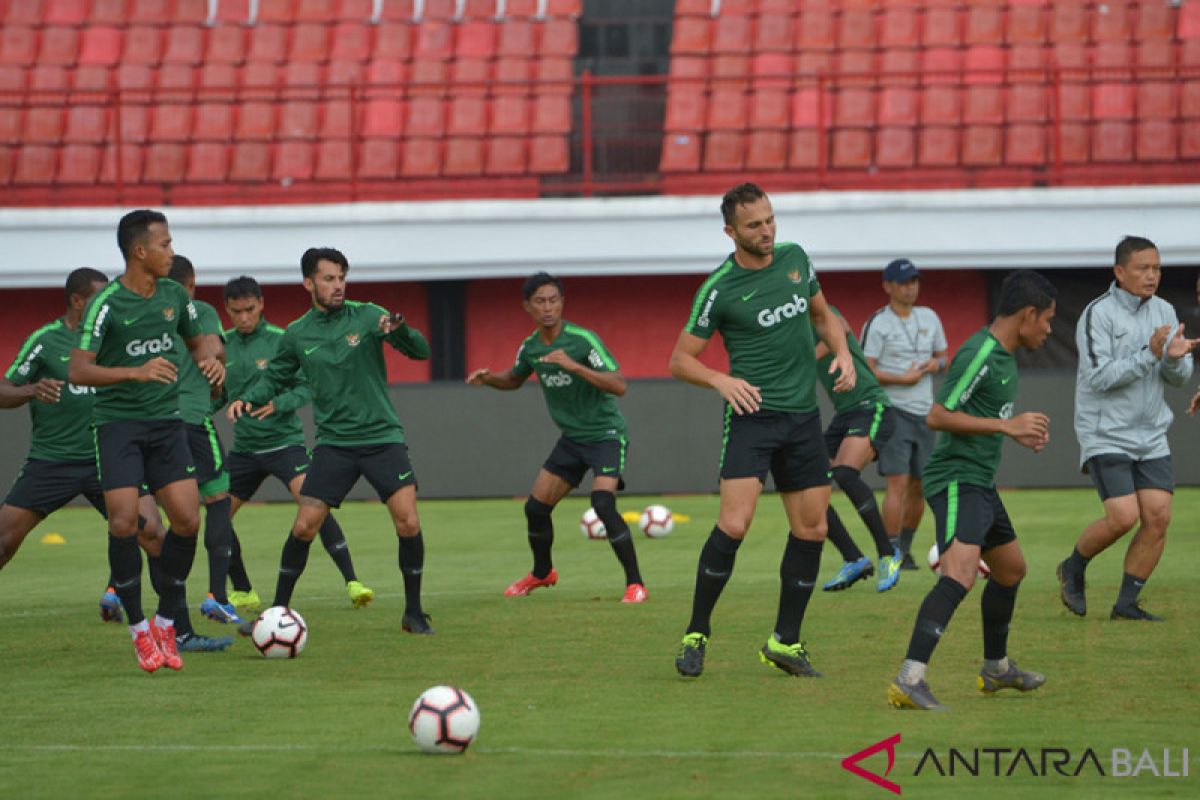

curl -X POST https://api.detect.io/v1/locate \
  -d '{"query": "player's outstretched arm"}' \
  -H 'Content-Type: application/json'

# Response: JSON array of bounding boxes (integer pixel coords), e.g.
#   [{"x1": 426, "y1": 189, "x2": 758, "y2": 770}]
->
[
  {"x1": 928, "y1": 404, "x2": 1049, "y2": 453},
  {"x1": 68, "y1": 348, "x2": 176, "y2": 387},
  {"x1": 669, "y1": 330, "x2": 760, "y2": 415},
  {"x1": 466, "y1": 368, "x2": 528, "y2": 391},
  {"x1": 809, "y1": 291, "x2": 855, "y2": 393},
  {"x1": 378, "y1": 311, "x2": 431, "y2": 360}
]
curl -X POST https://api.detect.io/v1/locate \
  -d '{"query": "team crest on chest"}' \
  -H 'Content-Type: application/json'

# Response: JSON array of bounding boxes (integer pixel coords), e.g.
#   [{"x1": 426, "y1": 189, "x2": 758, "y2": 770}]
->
[
  {"x1": 162, "y1": 307, "x2": 175, "y2": 321},
  {"x1": 345, "y1": 333, "x2": 361, "y2": 347},
  {"x1": 787, "y1": 269, "x2": 802, "y2": 284},
  {"x1": 255, "y1": 358, "x2": 269, "y2": 370}
]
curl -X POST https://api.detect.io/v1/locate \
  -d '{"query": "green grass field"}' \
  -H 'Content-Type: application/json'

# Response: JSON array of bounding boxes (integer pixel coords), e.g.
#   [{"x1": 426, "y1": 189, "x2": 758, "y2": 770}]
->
[{"x1": 1, "y1": 489, "x2": 1196, "y2": 799}]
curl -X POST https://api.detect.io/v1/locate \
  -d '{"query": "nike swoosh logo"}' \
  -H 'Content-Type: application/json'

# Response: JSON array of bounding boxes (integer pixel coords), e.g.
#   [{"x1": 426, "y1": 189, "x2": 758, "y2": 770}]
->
[
  {"x1": 1001, "y1": 377, "x2": 1012, "y2": 385},
  {"x1": 304, "y1": 346, "x2": 320, "y2": 355},
  {"x1": 601, "y1": 466, "x2": 617, "y2": 473},
  {"x1": 59, "y1": 355, "x2": 71, "y2": 362},
  {"x1": 186, "y1": 466, "x2": 196, "y2": 474},
  {"x1": 846, "y1": 429, "x2": 864, "y2": 435},
  {"x1": 294, "y1": 464, "x2": 309, "y2": 472},
  {"x1": 122, "y1": 318, "x2": 138, "y2": 326},
  {"x1": 741, "y1": 290, "x2": 758, "y2": 302},
  {"x1": 398, "y1": 471, "x2": 413, "y2": 480}
]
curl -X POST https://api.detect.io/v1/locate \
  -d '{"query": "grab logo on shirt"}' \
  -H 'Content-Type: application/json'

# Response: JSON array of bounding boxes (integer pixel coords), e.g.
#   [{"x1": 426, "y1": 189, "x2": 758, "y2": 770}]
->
[
  {"x1": 125, "y1": 333, "x2": 174, "y2": 357},
  {"x1": 757, "y1": 294, "x2": 809, "y2": 327},
  {"x1": 543, "y1": 372, "x2": 573, "y2": 388},
  {"x1": 67, "y1": 383, "x2": 95, "y2": 396}
]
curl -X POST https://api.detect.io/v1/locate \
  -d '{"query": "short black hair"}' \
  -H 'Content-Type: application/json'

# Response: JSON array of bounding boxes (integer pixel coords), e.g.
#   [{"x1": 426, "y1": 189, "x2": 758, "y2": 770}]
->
[
  {"x1": 224, "y1": 275, "x2": 263, "y2": 301},
  {"x1": 522, "y1": 271, "x2": 563, "y2": 300},
  {"x1": 117, "y1": 209, "x2": 168, "y2": 260},
  {"x1": 64, "y1": 267, "x2": 108, "y2": 306},
  {"x1": 1115, "y1": 235, "x2": 1157, "y2": 266},
  {"x1": 167, "y1": 254, "x2": 194, "y2": 283},
  {"x1": 720, "y1": 182, "x2": 767, "y2": 225},
  {"x1": 301, "y1": 247, "x2": 349, "y2": 279},
  {"x1": 996, "y1": 270, "x2": 1057, "y2": 317}
]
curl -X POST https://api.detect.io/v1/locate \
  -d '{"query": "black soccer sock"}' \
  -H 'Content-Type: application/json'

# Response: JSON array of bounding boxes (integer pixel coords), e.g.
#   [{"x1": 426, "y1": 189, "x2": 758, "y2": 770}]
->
[
  {"x1": 156, "y1": 529, "x2": 197, "y2": 620},
  {"x1": 904, "y1": 575, "x2": 969, "y2": 664},
  {"x1": 227, "y1": 527, "x2": 253, "y2": 593},
  {"x1": 318, "y1": 513, "x2": 358, "y2": 582},
  {"x1": 524, "y1": 497, "x2": 555, "y2": 579},
  {"x1": 203, "y1": 497, "x2": 234, "y2": 602},
  {"x1": 273, "y1": 533, "x2": 313, "y2": 608},
  {"x1": 174, "y1": 596, "x2": 195, "y2": 637},
  {"x1": 980, "y1": 578, "x2": 1020, "y2": 661},
  {"x1": 1065, "y1": 545, "x2": 1091, "y2": 575},
  {"x1": 398, "y1": 532, "x2": 425, "y2": 615},
  {"x1": 831, "y1": 465, "x2": 892, "y2": 558},
  {"x1": 591, "y1": 490, "x2": 643, "y2": 586},
  {"x1": 686, "y1": 527, "x2": 742, "y2": 637},
  {"x1": 108, "y1": 533, "x2": 144, "y2": 625},
  {"x1": 825, "y1": 506, "x2": 864, "y2": 562},
  {"x1": 899, "y1": 527, "x2": 917, "y2": 556},
  {"x1": 774, "y1": 535, "x2": 823, "y2": 645},
  {"x1": 1116, "y1": 572, "x2": 1146, "y2": 609}
]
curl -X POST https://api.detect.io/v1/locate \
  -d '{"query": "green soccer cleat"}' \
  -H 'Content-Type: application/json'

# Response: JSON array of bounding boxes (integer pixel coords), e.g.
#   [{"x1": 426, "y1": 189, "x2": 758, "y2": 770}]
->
[
  {"x1": 978, "y1": 660, "x2": 1046, "y2": 693},
  {"x1": 876, "y1": 547, "x2": 903, "y2": 593},
  {"x1": 888, "y1": 679, "x2": 948, "y2": 711},
  {"x1": 347, "y1": 580, "x2": 375, "y2": 609},
  {"x1": 228, "y1": 589, "x2": 262, "y2": 612},
  {"x1": 822, "y1": 557, "x2": 874, "y2": 592},
  {"x1": 759, "y1": 637, "x2": 822, "y2": 677},
  {"x1": 675, "y1": 632, "x2": 708, "y2": 678}
]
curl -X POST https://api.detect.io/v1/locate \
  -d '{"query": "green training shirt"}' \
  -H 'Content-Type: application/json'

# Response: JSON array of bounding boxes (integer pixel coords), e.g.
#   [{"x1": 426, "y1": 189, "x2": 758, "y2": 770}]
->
[
  {"x1": 223, "y1": 318, "x2": 310, "y2": 454},
  {"x1": 511, "y1": 321, "x2": 627, "y2": 442},
  {"x1": 173, "y1": 299, "x2": 224, "y2": 425},
  {"x1": 922, "y1": 328, "x2": 1019, "y2": 497},
  {"x1": 78, "y1": 278, "x2": 202, "y2": 426},
  {"x1": 5, "y1": 318, "x2": 97, "y2": 462},
  {"x1": 815, "y1": 307, "x2": 890, "y2": 413},
  {"x1": 685, "y1": 242, "x2": 822, "y2": 413},
  {"x1": 243, "y1": 300, "x2": 429, "y2": 447}
]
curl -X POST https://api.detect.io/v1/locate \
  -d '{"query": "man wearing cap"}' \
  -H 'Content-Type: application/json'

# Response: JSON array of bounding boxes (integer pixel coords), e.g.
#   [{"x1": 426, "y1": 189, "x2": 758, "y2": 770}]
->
[{"x1": 860, "y1": 258, "x2": 948, "y2": 569}]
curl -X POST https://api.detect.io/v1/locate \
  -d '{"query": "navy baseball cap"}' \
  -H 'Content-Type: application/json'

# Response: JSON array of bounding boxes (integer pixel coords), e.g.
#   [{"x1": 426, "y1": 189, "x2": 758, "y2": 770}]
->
[{"x1": 883, "y1": 258, "x2": 920, "y2": 282}]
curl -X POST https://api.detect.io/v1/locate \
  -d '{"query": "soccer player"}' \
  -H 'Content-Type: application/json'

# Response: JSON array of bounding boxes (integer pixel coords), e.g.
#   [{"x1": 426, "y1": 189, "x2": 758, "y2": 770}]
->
[
  {"x1": 466, "y1": 272, "x2": 647, "y2": 603},
  {"x1": 815, "y1": 308, "x2": 903, "y2": 594},
  {"x1": 221, "y1": 275, "x2": 373, "y2": 610},
  {"x1": 861, "y1": 258, "x2": 948, "y2": 569},
  {"x1": 228, "y1": 248, "x2": 432, "y2": 635},
  {"x1": 670, "y1": 183, "x2": 854, "y2": 679},
  {"x1": 887, "y1": 270, "x2": 1056, "y2": 712},
  {"x1": 69, "y1": 209, "x2": 225, "y2": 672},
  {"x1": 1057, "y1": 237, "x2": 1196, "y2": 622}
]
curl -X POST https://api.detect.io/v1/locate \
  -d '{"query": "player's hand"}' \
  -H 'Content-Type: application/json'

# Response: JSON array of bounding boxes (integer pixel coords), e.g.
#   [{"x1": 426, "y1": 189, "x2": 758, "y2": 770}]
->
[
  {"x1": 902, "y1": 364, "x2": 926, "y2": 385},
  {"x1": 31, "y1": 378, "x2": 64, "y2": 404},
  {"x1": 466, "y1": 368, "x2": 491, "y2": 386},
  {"x1": 1187, "y1": 390, "x2": 1200, "y2": 417},
  {"x1": 539, "y1": 349, "x2": 578, "y2": 371},
  {"x1": 713, "y1": 374, "x2": 761, "y2": 415},
  {"x1": 134, "y1": 356, "x2": 177, "y2": 384},
  {"x1": 830, "y1": 351, "x2": 856, "y2": 393},
  {"x1": 197, "y1": 356, "x2": 224, "y2": 387},
  {"x1": 921, "y1": 357, "x2": 941, "y2": 375},
  {"x1": 1004, "y1": 412, "x2": 1050, "y2": 451},
  {"x1": 1165, "y1": 325, "x2": 1199, "y2": 359},
  {"x1": 379, "y1": 312, "x2": 405, "y2": 334},
  {"x1": 1149, "y1": 324, "x2": 1171, "y2": 358},
  {"x1": 249, "y1": 400, "x2": 276, "y2": 420},
  {"x1": 227, "y1": 399, "x2": 252, "y2": 421}
]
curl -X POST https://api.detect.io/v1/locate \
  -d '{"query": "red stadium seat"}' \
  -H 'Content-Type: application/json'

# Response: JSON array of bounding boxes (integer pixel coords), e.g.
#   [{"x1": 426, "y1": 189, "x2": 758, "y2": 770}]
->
[
  {"x1": 788, "y1": 129, "x2": 820, "y2": 169},
  {"x1": 235, "y1": 101, "x2": 276, "y2": 141},
  {"x1": 0, "y1": 26, "x2": 37, "y2": 67},
  {"x1": 490, "y1": 95, "x2": 530, "y2": 135},
  {"x1": 1050, "y1": 2, "x2": 1088, "y2": 44},
  {"x1": 117, "y1": 24, "x2": 161, "y2": 65},
  {"x1": 964, "y1": 46, "x2": 1004, "y2": 84},
  {"x1": 192, "y1": 101, "x2": 234, "y2": 141},
  {"x1": 1093, "y1": 42, "x2": 1132, "y2": 73},
  {"x1": 327, "y1": 59, "x2": 363, "y2": 87},
  {"x1": 150, "y1": 103, "x2": 193, "y2": 143},
  {"x1": 198, "y1": 63, "x2": 239, "y2": 96},
  {"x1": 409, "y1": 58, "x2": 448, "y2": 95},
  {"x1": 314, "y1": 139, "x2": 351, "y2": 180},
  {"x1": 406, "y1": 96, "x2": 446, "y2": 136},
  {"x1": 709, "y1": 55, "x2": 749, "y2": 90},
  {"x1": 29, "y1": 65, "x2": 70, "y2": 92},
  {"x1": 443, "y1": 137, "x2": 484, "y2": 176},
  {"x1": 879, "y1": 88, "x2": 918, "y2": 126},
  {"x1": 115, "y1": 63, "x2": 153, "y2": 91},
  {"x1": 965, "y1": 6, "x2": 1003, "y2": 46},
  {"x1": 1054, "y1": 123, "x2": 1090, "y2": 163},
  {"x1": 365, "y1": 58, "x2": 406, "y2": 91},
  {"x1": 528, "y1": 134, "x2": 568, "y2": 174},
  {"x1": 963, "y1": 86, "x2": 1003, "y2": 125},
  {"x1": 320, "y1": 96, "x2": 352, "y2": 138},
  {"x1": 162, "y1": 26, "x2": 204, "y2": 65},
  {"x1": 795, "y1": 51, "x2": 832, "y2": 79},
  {"x1": 879, "y1": 49, "x2": 919, "y2": 87},
  {"x1": 229, "y1": 142, "x2": 272, "y2": 181},
  {"x1": 670, "y1": 16, "x2": 710, "y2": 55},
  {"x1": 39, "y1": 27, "x2": 81, "y2": 67},
  {"x1": 290, "y1": 24, "x2": 329, "y2": 62},
  {"x1": 660, "y1": 132, "x2": 700, "y2": 173},
  {"x1": 24, "y1": 107, "x2": 64, "y2": 144},
  {"x1": 875, "y1": 127, "x2": 915, "y2": 168},
  {"x1": 1007, "y1": 4, "x2": 1047, "y2": 45},
  {"x1": 485, "y1": 136, "x2": 527, "y2": 176},
  {"x1": 283, "y1": 62, "x2": 323, "y2": 94},
  {"x1": 1137, "y1": 120, "x2": 1176, "y2": 162},
  {"x1": 880, "y1": 9, "x2": 919, "y2": 48},
  {"x1": 1137, "y1": 82, "x2": 1176, "y2": 119},
  {"x1": 448, "y1": 95, "x2": 487, "y2": 136},
  {"x1": 835, "y1": 87, "x2": 874, "y2": 127},
  {"x1": 64, "y1": 105, "x2": 110, "y2": 143},
  {"x1": 1092, "y1": 120, "x2": 1132, "y2": 162},
  {"x1": 1057, "y1": 83, "x2": 1090, "y2": 121},
  {"x1": 532, "y1": 94, "x2": 570, "y2": 133},
  {"x1": 13, "y1": 144, "x2": 57, "y2": 184},
  {"x1": 923, "y1": 7, "x2": 962, "y2": 47},
  {"x1": 1135, "y1": 40, "x2": 1172, "y2": 70},
  {"x1": 748, "y1": 88, "x2": 789, "y2": 130},
  {"x1": 46, "y1": 0, "x2": 88, "y2": 25},
  {"x1": 1183, "y1": 125, "x2": 1200, "y2": 159},
  {"x1": 791, "y1": 87, "x2": 829, "y2": 128},
  {"x1": 753, "y1": 14, "x2": 794, "y2": 52},
  {"x1": 1051, "y1": 42, "x2": 1088, "y2": 73},
  {"x1": 71, "y1": 65, "x2": 110, "y2": 96},
  {"x1": 797, "y1": 6, "x2": 835, "y2": 49},
  {"x1": 374, "y1": 23, "x2": 413, "y2": 60},
  {"x1": 1093, "y1": 3, "x2": 1131, "y2": 41},
  {"x1": 452, "y1": 57, "x2": 491, "y2": 94},
  {"x1": 1093, "y1": 83, "x2": 1134, "y2": 120},
  {"x1": 58, "y1": 143, "x2": 101, "y2": 183},
  {"x1": 414, "y1": 21, "x2": 454, "y2": 59},
  {"x1": 1005, "y1": 123, "x2": 1045, "y2": 166},
  {"x1": 712, "y1": 15, "x2": 751, "y2": 54},
  {"x1": 273, "y1": 141, "x2": 315, "y2": 181},
  {"x1": 962, "y1": 126, "x2": 1002, "y2": 166},
  {"x1": 241, "y1": 63, "x2": 280, "y2": 97},
  {"x1": 922, "y1": 48, "x2": 960, "y2": 85},
  {"x1": 0, "y1": 65, "x2": 24, "y2": 93},
  {"x1": 401, "y1": 137, "x2": 440, "y2": 177},
  {"x1": 494, "y1": 56, "x2": 532, "y2": 92},
  {"x1": 248, "y1": 25, "x2": 289, "y2": 64},
  {"x1": 115, "y1": 102, "x2": 149, "y2": 143},
  {"x1": 186, "y1": 142, "x2": 229, "y2": 182},
  {"x1": 79, "y1": 27, "x2": 123, "y2": 67},
  {"x1": 745, "y1": 130, "x2": 788, "y2": 171},
  {"x1": 539, "y1": 18, "x2": 577, "y2": 57},
  {"x1": 921, "y1": 87, "x2": 961, "y2": 125},
  {"x1": 330, "y1": 22, "x2": 373, "y2": 62},
  {"x1": 143, "y1": 142, "x2": 186, "y2": 182},
  {"x1": 156, "y1": 64, "x2": 197, "y2": 100},
  {"x1": 1007, "y1": 44, "x2": 1045, "y2": 80},
  {"x1": 831, "y1": 129, "x2": 870, "y2": 168},
  {"x1": 357, "y1": 139, "x2": 400, "y2": 179},
  {"x1": 100, "y1": 142, "x2": 143, "y2": 182},
  {"x1": 279, "y1": 100, "x2": 319, "y2": 139},
  {"x1": 706, "y1": 87, "x2": 745, "y2": 131},
  {"x1": 174, "y1": 0, "x2": 212, "y2": 22},
  {"x1": 703, "y1": 131, "x2": 744, "y2": 172},
  {"x1": 360, "y1": 98, "x2": 405, "y2": 137},
  {"x1": 752, "y1": 52, "x2": 792, "y2": 90},
  {"x1": 1136, "y1": 1, "x2": 1175, "y2": 40},
  {"x1": 456, "y1": 20, "x2": 496, "y2": 58},
  {"x1": 918, "y1": 127, "x2": 958, "y2": 166},
  {"x1": 1008, "y1": 84, "x2": 1047, "y2": 122},
  {"x1": 535, "y1": 57, "x2": 572, "y2": 93},
  {"x1": 839, "y1": 9, "x2": 875, "y2": 49},
  {"x1": 837, "y1": 49, "x2": 875, "y2": 84}
]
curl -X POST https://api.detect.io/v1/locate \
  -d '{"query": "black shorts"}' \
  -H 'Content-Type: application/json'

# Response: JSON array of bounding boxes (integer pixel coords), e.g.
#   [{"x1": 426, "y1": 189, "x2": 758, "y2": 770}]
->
[
  {"x1": 720, "y1": 408, "x2": 831, "y2": 492},
  {"x1": 300, "y1": 442, "x2": 416, "y2": 508},
  {"x1": 823, "y1": 402, "x2": 895, "y2": 459},
  {"x1": 185, "y1": 420, "x2": 229, "y2": 498},
  {"x1": 878, "y1": 407, "x2": 936, "y2": 477},
  {"x1": 926, "y1": 482, "x2": 1016, "y2": 556},
  {"x1": 543, "y1": 435, "x2": 627, "y2": 489},
  {"x1": 4, "y1": 458, "x2": 106, "y2": 517},
  {"x1": 96, "y1": 418, "x2": 195, "y2": 493},
  {"x1": 228, "y1": 445, "x2": 312, "y2": 501},
  {"x1": 1085, "y1": 453, "x2": 1174, "y2": 501}
]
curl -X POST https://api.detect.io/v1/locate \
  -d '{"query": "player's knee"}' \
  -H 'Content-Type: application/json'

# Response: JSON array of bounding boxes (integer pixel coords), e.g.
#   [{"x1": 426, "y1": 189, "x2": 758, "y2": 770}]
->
[
  {"x1": 291, "y1": 522, "x2": 319, "y2": 541},
  {"x1": 1140, "y1": 506, "x2": 1171, "y2": 534},
  {"x1": 717, "y1": 516, "x2": 751, "y2": 539},
  {"x1": 1106, "y1": 507, "x2": 1139, "y2": 536},
  {"x1": 108, "y1": 513, "x2": 140, "y2": 538},
  {"x1": 393, "y1": 511, "x2": 421, "y2": 537},
  {"x1": 524, "y1": 496, "x2": 554, "y2": 525},
  {"x1": 172, "y1": 512, "x2": 200, "y2": 538}
]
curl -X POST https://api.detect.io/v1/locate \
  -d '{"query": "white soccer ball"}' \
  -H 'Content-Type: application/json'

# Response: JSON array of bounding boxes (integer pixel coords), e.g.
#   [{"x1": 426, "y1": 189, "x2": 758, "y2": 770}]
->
[
  {"x1": 580, "y1": 507, "x2": 607, "y2": 539},
  {"x1": 638, "y1": 504, "x2": 674, "y2": 538},
  {"x1": 927, "y1": 543, "x2": 992, "y2": 580},
  {"x1": 251, "y1": 606, "x2": 308, "y2": 659},
  {"x1": 408, "y1": 685, "x2": 481, "y2": 754}
]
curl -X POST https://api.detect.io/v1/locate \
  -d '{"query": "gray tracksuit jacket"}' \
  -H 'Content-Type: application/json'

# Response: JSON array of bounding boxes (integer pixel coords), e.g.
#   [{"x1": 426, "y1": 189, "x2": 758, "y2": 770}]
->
[{"x1": 1074, "y1": 281, "x2": 1193, "y2": 468}]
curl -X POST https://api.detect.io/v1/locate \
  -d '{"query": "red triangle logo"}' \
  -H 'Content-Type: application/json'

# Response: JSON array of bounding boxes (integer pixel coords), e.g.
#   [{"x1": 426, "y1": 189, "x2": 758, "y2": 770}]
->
[{"x1": 842, "y1": 733, "x2": 902, "y2": 795}]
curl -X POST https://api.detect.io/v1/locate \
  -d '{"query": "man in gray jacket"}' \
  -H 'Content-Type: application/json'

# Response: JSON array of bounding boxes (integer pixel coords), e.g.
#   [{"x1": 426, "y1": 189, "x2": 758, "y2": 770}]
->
[{"x1": 1058, "y1": 236, "x2": 1197, "y2": 621}]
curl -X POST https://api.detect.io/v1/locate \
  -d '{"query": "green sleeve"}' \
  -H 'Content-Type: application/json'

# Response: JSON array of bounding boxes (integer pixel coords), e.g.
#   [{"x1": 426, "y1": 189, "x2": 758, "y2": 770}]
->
[
  {"x1": 271, "y1": 379, "x2": 313, "y2": 413},
  {"x1": 511, "y1": 340, "x2": 533, "y2": 378},
  {"x1": 684, "y1": 281, "x2": 724, "y2": 340},
  {"x1": 244, "y1": 331, "x2": 300, "y2": 405},
  {"x1": 385, "y1": 323, "x2": 430, "y2": 360},
  {"x1": 5, "y1": 330, "x2": 44, "y2": 385},
  {"x1": 178, "y1": 291, "x2": 202, "y2": 340}
]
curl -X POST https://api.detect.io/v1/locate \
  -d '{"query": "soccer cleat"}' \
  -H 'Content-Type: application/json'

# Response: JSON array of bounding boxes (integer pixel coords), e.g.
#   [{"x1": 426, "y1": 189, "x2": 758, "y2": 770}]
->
[
  {"x1": 876, "y1": 548, "x2": 903, "y2": 593},
  {"x1": 201, "y1": 593, "x2": 244, "y2": 625},
  {"x1": 675, "y1": 632, "x2": 708, "y2": 678},
  {"x1": 888, "y1": 679, "x2": 948, "y2": 711},
  {"x1": 759, "y1": 637, "x2": 822, "y2": 677},
  {"x1": 100, "y1": 589, "x2": 124, "y2": 623},
  {"x1": 621, "y1": 583, "x2": 648, "y2": 604},
  {"x1": 1110, "y1": 603, "x2": 1164, "y2": 622},
  {"x1": 503, "y1": 568, "x2": 558, "y2": 597},
  {"x1": 899, "y1": 551, "x2": 919, "y2": 571},
  {"x1": 236, "y1": 618, "x2": 257, "y2": 637},
  {"x1": 151, "y1": 623, "x2": 183, "y2": 671},
  {"x1": 347, "y1": 580, "x2": 375, "y2": 609},
  {"x1": 401, "y1": 611, "x2": 435, "y2": 635},
  {"x1": 1056, "y1": 560, "x2": 1087, "y2": 617},
  {"x1": 133, "y1": 628, "x2": 165, "y2": 673},
  {"x1": 822, "y1": 557, "x2": 874, "y2": 591},
  {"x1": 978, "y1": 660, "x2": 1046, "y2": 693},
  {"x1": 176, "y1": 632, "x2": 234, "y2": 652},
  {"x1": 228, "y1": 589, "x2": 262, "y2": 612}
]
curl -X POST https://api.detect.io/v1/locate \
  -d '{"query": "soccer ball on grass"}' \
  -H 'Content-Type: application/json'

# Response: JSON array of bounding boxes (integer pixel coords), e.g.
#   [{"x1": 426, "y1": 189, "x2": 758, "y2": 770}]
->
[
  {"x1": 580, "y1": 507, "x2": 607, "y2": 539},
  {"x1": 408, "y1": 685, "x2": 481, "y2": 754},
  {"x1": 251, "y1": 606, "x2": 308, "y2": 659},
  {"x1": 638, "y1": 504, "x2": 674, "y2": 538}
]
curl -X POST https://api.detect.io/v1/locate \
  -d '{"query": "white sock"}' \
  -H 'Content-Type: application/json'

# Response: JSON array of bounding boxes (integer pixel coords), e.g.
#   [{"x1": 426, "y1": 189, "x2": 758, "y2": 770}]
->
[
  {"x1": 153, "y1": 614, "x2": 174, "y2": 630},
  {"x1": 129, "y1": 620, "x2": 150, "y2": 639},
  {"x1": 898, "y1": 658, "x2": 927, "y2": 685}
]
